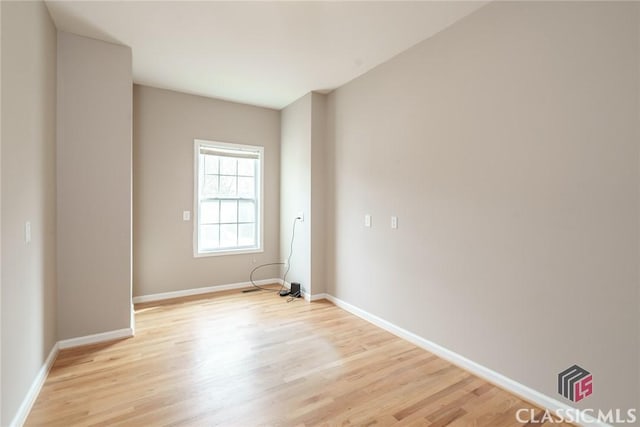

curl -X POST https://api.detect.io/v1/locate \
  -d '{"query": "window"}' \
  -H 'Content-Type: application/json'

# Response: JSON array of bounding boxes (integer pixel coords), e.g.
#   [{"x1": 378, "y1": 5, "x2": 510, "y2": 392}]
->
[{"x1": 194, "y1": 140, "x2": 263, "y2": 256}]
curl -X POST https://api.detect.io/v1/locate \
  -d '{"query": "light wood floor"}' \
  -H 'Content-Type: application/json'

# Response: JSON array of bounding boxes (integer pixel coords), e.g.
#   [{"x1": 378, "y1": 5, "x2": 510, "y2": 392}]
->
[{"x1": 26, "y1": 286, "x2": 569, "y2": 426}]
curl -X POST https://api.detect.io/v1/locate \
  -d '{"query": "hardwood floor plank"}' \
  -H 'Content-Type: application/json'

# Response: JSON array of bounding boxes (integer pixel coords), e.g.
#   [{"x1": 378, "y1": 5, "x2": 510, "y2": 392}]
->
[{"x1": 25, "y1": 287, "x2": 571, "y2": 426}]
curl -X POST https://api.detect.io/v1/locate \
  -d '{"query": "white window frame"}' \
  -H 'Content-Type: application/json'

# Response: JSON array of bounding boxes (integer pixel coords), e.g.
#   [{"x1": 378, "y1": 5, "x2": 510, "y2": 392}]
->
[{"x1": 193, "y1": 139, "x2": 264, "y2": 257}]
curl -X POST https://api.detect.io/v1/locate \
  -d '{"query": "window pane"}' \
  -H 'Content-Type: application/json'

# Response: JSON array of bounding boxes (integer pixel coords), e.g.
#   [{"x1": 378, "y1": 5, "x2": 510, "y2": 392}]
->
[
  {"x1": 220, "y1": 200, "x2": 237, "y2": 223},
  {"x1": 202, "y1": 175, "x2": 219, "y2": 198},
  {"x1": 238, "y1": 158, "x2": 255, "y2": 176},
  {"x1": 220, "y1": 157, "x2": 237, "y2": 175},
  {"x1": 239, "y1": 223, "x2": 255, "y2": 247},
  {"x1": 238, "y1": 200, "x2": 255, "y2": 223},
  {"x1": 238, "y1": 177, "x2": 254, "y2": 198},
  {"x1": 219, "y1": 176, "x2": 237, "y2": 197},
  {"x1": 201, "y1": 201, "x2": 219, "y2": 224},
  {"x1": 220, "y1": 224, "x2": 237, "y2": 247},
  {"x1": 196, "y1": 143, "x2": 262, "y2": 254},
  {"x1": 204, "y1": 155, "x2": 219, "y2": 175},
  {"x1": 200, "y1": 224, "x2": 219, "y2": 250}
]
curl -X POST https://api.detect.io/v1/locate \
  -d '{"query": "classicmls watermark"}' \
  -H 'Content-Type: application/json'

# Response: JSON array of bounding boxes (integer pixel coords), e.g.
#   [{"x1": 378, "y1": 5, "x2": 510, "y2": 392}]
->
[
  {"x1": 558, "y1": 364, "x2": 592, "y2": 402},
  {"x1": 514, "y1": 365, "x2": 637, "y2": 424},
  {"x1": 516, "y1": 408, "x2": 637, "y2": 424}
]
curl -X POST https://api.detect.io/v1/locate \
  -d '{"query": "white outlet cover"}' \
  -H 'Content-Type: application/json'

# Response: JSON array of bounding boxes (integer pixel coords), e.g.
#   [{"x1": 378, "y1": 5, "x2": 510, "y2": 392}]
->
[
  {"x1": 25, "y1": 221, "x2": 31, "y2": 243},
  {"x1": 365, "y1": 214, "x2": 371, "y2": 227},
  {"x1": 183, "y1": 211, "x2": 191, "y2": 221},
  {"x1": 391, "y1": 216, "x2": 398, "y2": 229}
]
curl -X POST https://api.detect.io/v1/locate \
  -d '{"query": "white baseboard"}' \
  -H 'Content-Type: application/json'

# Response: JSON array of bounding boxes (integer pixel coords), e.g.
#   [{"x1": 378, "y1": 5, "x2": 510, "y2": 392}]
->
[
  {"x1": 132, "y1": 278, "x2": 280, "y2": 304},
  {"x1": 323, "y1": 294, "x2": 608, "y2": 427},
  {"x1": 58, "y1": 327, "x2": 134, "y2": 350},
  {"x1": 8, "y1": 281, "x2": 312, "y2": 427},
  {"x1": 16, "y1": 288, "x2": 602, "y2": 427},
  {"x1": 310, "y1": 292, "x2": 328, "y2": 301},
  {"x1": 9, "y1": 343, "x2": 59, "y2": 427},
  {"x1": 280, "y1": 279, "x2": 312, "y2": 301},
  {"x1": 11, "y1": 327, "x2": 135, "y2": 426}
]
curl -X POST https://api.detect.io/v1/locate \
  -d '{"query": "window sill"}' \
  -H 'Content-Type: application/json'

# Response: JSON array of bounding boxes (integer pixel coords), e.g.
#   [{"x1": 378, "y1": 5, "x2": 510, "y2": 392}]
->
[{"x1": 194, "y1": 248, "x2": 263, "y2": 258}]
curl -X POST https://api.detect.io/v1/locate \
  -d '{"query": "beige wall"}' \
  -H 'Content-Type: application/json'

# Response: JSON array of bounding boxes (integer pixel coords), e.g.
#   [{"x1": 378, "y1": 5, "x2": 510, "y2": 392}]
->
[
  {"x1": 1, "y1": 1, "x2": 57, "y2": 424},
  {"x1": 57, "y1": 32, "x2": 132, "y2": 340},
  {"x1": 310, "y1": 93, "x2": 327, "y2": 295},
  {"x1": 280, "y1": 92, "x2": 328, "y2": 296},
  {"x1": 280, "y1": 94, "x2": 312, "y2": 294},
  {"x1": 133, "y1": 85, "x2": 280, "y2": 296},
  {"x1": 637, "y1": 4, "x2": 640, "y2": 406},
  {"x1": 326, "y1": 1, "x2": 639, "y2": 415},
  {"x1": 1, "y1": 2, "x2": 3, "y2": 421}
]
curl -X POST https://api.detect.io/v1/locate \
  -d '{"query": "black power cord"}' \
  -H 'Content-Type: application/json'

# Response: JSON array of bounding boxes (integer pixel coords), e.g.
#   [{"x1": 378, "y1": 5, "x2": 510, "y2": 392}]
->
[
  {"x1": 286, "y1": 291, "x2": 302, "y2": 303},
  {"x1": 244, "y1": 217, "x2": 300, "y2": 295}
]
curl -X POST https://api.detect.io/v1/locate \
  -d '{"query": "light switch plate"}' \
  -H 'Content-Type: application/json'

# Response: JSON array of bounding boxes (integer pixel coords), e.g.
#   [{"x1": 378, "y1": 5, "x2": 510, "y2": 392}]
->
[
  {"x1": 183, "y1": 211, "x2": 191, "y2": 221},
  {"x1": 365, "y1": 214, "x2": 371, "y2": 228},
  {"x1": 391, "y1": 216, "x2": 398, "y2": 229},
  {"x1": 25, "y1": 221, "x2": 31, "y2": 243}
]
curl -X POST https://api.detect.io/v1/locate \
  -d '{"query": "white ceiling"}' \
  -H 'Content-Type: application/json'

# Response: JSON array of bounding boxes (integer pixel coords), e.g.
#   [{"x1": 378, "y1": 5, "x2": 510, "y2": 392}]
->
[{"x1": 45, "y1": 1, "x2": 486, "y2": 110}]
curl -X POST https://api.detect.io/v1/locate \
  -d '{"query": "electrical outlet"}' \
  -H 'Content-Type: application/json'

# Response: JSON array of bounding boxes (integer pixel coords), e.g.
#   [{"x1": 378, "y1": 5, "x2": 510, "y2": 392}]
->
[
  {"x1": 25, "y1": 221, "x2": 31, "y2": 243},
  {"x1": 183, "y1": 211, "x2": 191, "y2": 221},
  {"x1": 365, "y1": 214, "x2": 371, "y2": 227},
  {"x1": 296, "y1": 211, "x2": 304, "y2": 222},
  {"x1": 391, "y1": 216, "x2": 398, "y2": 229}
]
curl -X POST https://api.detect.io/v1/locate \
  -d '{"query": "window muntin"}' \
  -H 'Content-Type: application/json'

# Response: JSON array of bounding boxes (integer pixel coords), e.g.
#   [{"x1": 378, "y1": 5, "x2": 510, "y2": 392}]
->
[{"x1": 194, "y1": 140, "x2": 263, "y2": 256}]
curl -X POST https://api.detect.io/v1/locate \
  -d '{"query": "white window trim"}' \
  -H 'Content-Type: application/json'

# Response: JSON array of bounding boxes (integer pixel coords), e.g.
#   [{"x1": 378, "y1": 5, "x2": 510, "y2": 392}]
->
[{"x1": 193, "y1": 139, "x2": 265, "y2": 257}]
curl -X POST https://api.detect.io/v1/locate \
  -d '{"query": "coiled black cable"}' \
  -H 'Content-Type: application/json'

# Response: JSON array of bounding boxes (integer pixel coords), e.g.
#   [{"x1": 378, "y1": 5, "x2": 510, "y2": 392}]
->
[{"x1": 247, "y1": 217, "x2": 299, "y2": 293}]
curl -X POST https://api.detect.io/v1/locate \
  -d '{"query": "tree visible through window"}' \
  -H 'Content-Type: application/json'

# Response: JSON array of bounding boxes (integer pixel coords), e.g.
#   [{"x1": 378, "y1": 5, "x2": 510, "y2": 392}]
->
[{"x1": 194, "y1": 140, "x2": 263, "y2": 256}]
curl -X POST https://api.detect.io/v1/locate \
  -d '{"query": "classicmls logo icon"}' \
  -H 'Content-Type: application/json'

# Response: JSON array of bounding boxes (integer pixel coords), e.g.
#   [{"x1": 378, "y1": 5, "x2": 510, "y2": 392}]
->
[{"x1": 558, "y1": 365, "x2": 593, "y2": 402}]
